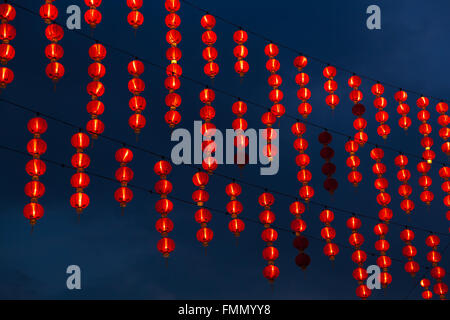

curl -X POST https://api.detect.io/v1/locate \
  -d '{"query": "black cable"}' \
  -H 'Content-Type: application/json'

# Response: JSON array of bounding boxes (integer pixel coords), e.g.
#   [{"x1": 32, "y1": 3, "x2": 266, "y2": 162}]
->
[
  {"x1": 2, "y1": 96, "x2": 449, "y2": 240},
  {"x1": 10, "y1": 1, "x2": 450, "y2": 167}
]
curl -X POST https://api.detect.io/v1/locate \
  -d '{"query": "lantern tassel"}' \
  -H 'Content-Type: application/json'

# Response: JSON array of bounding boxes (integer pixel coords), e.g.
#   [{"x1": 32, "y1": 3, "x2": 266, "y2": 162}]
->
[
  {"x1": 164, "y1": 257, "x2": 168, "y2": 269},
  {"x1": 77, "y1": 213, "x2": 81, "y2": 224},
  {"x1": 121, "y1": 206, "x2": 125, "y2": 217}
]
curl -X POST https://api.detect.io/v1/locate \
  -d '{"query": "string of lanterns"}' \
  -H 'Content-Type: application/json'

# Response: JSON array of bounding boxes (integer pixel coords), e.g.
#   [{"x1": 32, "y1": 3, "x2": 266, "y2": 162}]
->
[
  {"x1": 40, "y1": 0, "x2": 65, "y2": 83},
  {"x1": 400, "y1": 228, "x2": 420, "y2": 277},
  {"x1": 201, "y1": 14, "x2": 218, "y2": 79},
  {"x1": 232, "y1": 100, "x2": 249, "y2": 168},
  {"x1": 86, "y1": 43, "x2": 106, "y2": 139},
  {"x1": 233, "y1": 29, "x2": 249, "y2": 77},
  {"x1": 371, "y1": 147, "x2": 393, "y2": 289},
  {"x1": 437, "y1": 102, "x2": 450, "y2": 156},
  {"x1": 0, "y1": 2, "x2": 14, "y2": 89},
  {"x1": 425, "y1": 235, "x2": 448, "y2": 299},
  {"x1": 259, "y1": 192, "x2": 280, "y2": 284},
  {"x1": 70, "y1": 132, "x2": 91, "y2": 215},
  {"x1": 395, "y1": 154, "x2": 415, "y2": 216},
  {"x1": 164, "y1": 0, "x2": 182, "y2": 128},
  {"x1": 154, "y1": 160, "x2": 176, "y2": 258},
  {"x1": 127, "y1": 0, "x2": 144, "y2": 30},
  {"x1": 292, "y1": 122, "x2": 314, "y2": 203},
  {"x1": 294, "y1": 55, "x2": 312, "y2": 119},
  {"x1": 226, "y1": 182, "x2": 245, "y2": 237},
  {"x1": 127, "y1": 59, "x2": 147, "y2": 135},
  {"x1": 320, "y1": 209, "x2": 339, "y2": 261},
  {"x1": 347, "y1": 216, "x2": 371, "y2": 300},
  {"x1": 84, "y1": 0, "x2": 102, "y2": 29},
  {"x1": 114, "y1": 147, "x2": 134, "y2": 211},
  {"x1": 371, "y1": 83, "x2": 390, "y2": 139},
  {"x1": 395, "y1": 89, "x2": 411, "y2": 131},
  {"x1": 318, "y1": 131, "x2": 338, "y2": 195},
  {"x1": 323, "y1": 65, "x2": 339, "y2": 111},
  {"x1": 24, "y1": 117, "x2": 48, "y2": 227}
]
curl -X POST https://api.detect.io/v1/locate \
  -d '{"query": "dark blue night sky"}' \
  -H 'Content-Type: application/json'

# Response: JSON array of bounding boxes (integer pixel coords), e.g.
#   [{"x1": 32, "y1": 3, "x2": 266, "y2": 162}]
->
[{"x1": 1, "y1": 0, "x2": 449, "y2": 299}]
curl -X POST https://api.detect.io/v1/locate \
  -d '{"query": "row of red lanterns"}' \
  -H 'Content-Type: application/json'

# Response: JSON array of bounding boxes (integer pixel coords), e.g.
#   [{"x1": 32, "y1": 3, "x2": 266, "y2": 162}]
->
[
  {"x1": 258, "y1": 192, "x2": 280, "y2": 284},
  {"x1": 0, "y1": 2, "x2": 15, "y2": 88},
  {"x1": 439, "y1": 166, "x2": 450, "y2": 233},
  {"x1": 347, "y1": 216, "x2": 371, "y2": 299},
  {"x1": 400, "y1": 228, "x2": 420, "y2": 277},
  {"x1": 318, "y1": 131, "x2": 338, "y2": 195},
  {"x1": 226, "y1": 182, "x2": 245, "y2": 237},
  {"x1": 154, "y1": 160, "x2": 176, "y2": 258},
  {"x1": 320, "y1": 209, "x2": 339, "y2": 261},
  {"x1": 294, "y1": 55, "x2": 312, "y2": 118},
  {"x1": 40, "y1": 1, "x2": 65, "y2": 83},
  {"x1": 395, "y1": 154, "x2": 415, "y2": 215},
  {"x1": 164, "y1": 0, "x2": 182, "y2": 128},
  {"x1": 323, "y1": 65, "x2": 339, "y2": 110},
  {"x1": 127, "y1": 59, "x2": 147, "y2": 135},
  {"x1": 86, "y1": 43, "x2": 106, "y2": 139},
  {"x1": 371, "y1": 83, "x2": 390, "y2": 139},
  {"x1": 70, "y1": 132, "x2": 91, "y2": 214},
  {"x1": 84, "y1": 0, "x2": 102, "y2": 29},
  {"x1": 127, "y1": 0, "x2": 144, "y2": 29},
  {"x1": 437, "y1": 102, "x2": 450, "y2": 156},
  {"x1": 370, "y1": 148, "x2": 393, "y2": 289},
  {"x1": 233, "y1": 29, "x2": 249, "y2": 77},
  {"x1": 24, "y1": 117, "x2": 48, "y2": 226},
  {"x1": 292, "y1": 122, "x2": 314, "y2": 203},
  {"x1": 425, "y1": 235, "x2": 448, "y2": 300},
  {"x1": 201, "y1": 14, "x2": 219, "y2": 79},
  {"x1": 114, "y1": 147, "x2": 134, "y2": 210}
]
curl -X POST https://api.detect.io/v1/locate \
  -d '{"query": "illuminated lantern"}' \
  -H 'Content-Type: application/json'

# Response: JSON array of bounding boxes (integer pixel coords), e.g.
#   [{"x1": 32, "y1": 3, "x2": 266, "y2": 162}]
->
[
  {"x1": 84, "y1": 0, "x2": 102, "y2": 28},
  {"x1": 346, "y1": 216, "x2": 371, "y2": 299},
  {"x1": 400, "y1": 228, "x2": 420, "y2": 277},
  {"x1": 127, "y1": 0, "x2": 144, "y2": 29},
  {"x1": 259, "y1": 192, "x2": 279, "y2": 283},
  {"x1": 233, "y1": 29, "x2": 249, "y2": 77},
  {"x1": 197, "y1": 227, "x2": 213, "y2": 247},
  {"x1": 70, "y1": 132, "x2": 90, "y2": 216},
  {"x1": 425, "y1": 235, "x2": 447, "y2": 300},
  {"x1": 420, "y1": 279, "x2": 433, "y2": 300},
  {"x1": 153, "y1": 159, "x2": 175, "y2": 258},
  {"x1": 24, "y1": 117, "x2": 48, "y2": 227},
  {"x1": 395, "y1": 154, "x2": 414, "y2": 216},
  {"x1": 395, "y1": 90, "x2": 410, "y2": 131}
]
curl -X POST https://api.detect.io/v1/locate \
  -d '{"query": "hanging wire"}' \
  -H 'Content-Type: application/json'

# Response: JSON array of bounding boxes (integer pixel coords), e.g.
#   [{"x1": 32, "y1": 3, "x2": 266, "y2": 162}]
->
[{"x1": 10, "y1": 1, "x2": 450, "y2": 167}]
